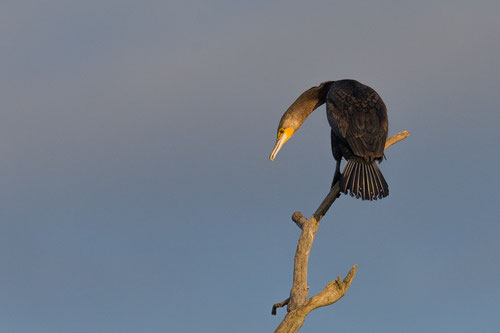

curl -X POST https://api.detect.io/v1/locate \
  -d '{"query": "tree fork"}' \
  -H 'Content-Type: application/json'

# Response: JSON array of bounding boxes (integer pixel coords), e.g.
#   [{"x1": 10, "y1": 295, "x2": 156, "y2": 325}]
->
[{"x1": 272, "y1": 131, "x2": 409, "y2": 333}]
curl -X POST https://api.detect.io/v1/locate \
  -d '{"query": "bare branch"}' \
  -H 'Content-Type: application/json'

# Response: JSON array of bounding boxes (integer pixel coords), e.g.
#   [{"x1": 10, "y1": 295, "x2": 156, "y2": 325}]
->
[
  {"x1": 273, "y1": 130, "x2": 409, "y2": 333},
  {"x1": 272, "y1": 298, "x2": 290, "y2": 315},
  {"x1": 291, "y1": 212, "x2": 308, "y2": 230},
  {"x1": 287, "y1": 216, "x2": 319, "y2": 311},
  {"x1": 275, "y1": 266, "x2": 357, "y2": 333},
  {"x1": 313, "y1": 182, "x2": 340, "y2": 221},
  {"x1": 384, "y1": 130, "x2": 409, "y2": 149},
  {"x1": 304, "y1": 265, "x2": 357, "y2": 311}
]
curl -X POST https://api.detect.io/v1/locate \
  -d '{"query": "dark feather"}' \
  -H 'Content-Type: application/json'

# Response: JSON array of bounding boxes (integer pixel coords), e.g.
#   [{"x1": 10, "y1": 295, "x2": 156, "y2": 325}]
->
[
  {"x1": 327, "y1": 80, "x2": 389, "y2": 200},
  {"x1": 327, "y1": 80, "x2": 388, "y2": 162},
  {"x1": 341, "y1": 159, "x2": 388, "y2": 200}
]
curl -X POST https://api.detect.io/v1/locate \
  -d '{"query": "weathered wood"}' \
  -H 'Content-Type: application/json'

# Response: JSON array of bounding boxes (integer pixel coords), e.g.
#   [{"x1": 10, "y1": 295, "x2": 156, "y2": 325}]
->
[
  {"x1": 384, "y1": 130, "x2": 409, "y2": 149},
  {"x1": 275, "y1": 266, "x2": 357, "y2": 333},
  {"x1": 273, "y1": 131, "x2": 409, "y2": 333},
  {"x1": 313, "y1": 182, "x2": 340, "y2": 221},
  {"x1": 272, "y1": 298, "x2": 290, "y2": 315},
  {"x1": 287, "y1": 214, "x2": 318, "y2": 311}
]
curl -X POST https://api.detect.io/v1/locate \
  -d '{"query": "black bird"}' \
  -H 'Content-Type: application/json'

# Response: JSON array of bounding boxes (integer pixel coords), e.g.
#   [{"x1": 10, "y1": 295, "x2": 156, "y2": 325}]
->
[{"x1": 269, "y1": 79, "x2": 389, "y2": 200}]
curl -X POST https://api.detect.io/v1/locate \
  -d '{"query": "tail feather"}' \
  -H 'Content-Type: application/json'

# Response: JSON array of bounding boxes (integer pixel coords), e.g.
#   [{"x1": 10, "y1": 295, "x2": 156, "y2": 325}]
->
[
  {"x1": 342, "y1": 160, "x2": 355, "y2": 193},
  {"x1": 340, "y1": 158, "x2": 389, "y2": 200},
  {"x1": 364, "y1": 163, "x2": 372, "y2": 200},
  {"x1": 343, "y1": 161, "x2": 356, "y2": 196},
  {"x1": 373, "y1": 162, "x2": 388, "y2": 197},
  {"x1": 366, "y1": 162, "x2": 376, "y2": 199},
  {"x1": 354, "y1": 163, "x2": 360, "y2": 199}
]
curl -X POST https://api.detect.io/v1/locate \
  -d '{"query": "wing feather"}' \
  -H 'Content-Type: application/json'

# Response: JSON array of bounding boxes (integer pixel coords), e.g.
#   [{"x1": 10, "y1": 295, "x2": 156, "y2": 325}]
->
[{"x1": 327, "y1": 81, "x2": 388, "y2": 160}]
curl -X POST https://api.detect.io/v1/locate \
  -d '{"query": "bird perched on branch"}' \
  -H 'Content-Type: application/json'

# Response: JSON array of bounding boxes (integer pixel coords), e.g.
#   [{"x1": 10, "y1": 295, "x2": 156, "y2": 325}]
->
[{"x1": 269, "y1": 80, "x2": 389, "y2": 200}]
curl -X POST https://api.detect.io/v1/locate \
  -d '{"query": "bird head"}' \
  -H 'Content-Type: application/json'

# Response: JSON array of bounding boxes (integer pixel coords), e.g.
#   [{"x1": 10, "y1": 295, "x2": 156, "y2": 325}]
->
[
  {"x1": 269, "y1": 81, "x2": 333, "y2": 162},
  {"x1": 269, "y1": 118, "x2": 298, "y2": 162}
]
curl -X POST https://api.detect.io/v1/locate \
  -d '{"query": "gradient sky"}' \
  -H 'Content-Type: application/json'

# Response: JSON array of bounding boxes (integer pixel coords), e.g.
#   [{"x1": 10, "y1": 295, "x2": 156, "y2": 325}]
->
[{"x1": 2, "y1": 1, "x2": 500, "y2": 332}]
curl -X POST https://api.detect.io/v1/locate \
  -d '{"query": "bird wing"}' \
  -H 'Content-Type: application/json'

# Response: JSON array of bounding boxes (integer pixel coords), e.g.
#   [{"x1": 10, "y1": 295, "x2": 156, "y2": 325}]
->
[{"x1": 330, "y1": 88, "x2": 388, "y2": 159}]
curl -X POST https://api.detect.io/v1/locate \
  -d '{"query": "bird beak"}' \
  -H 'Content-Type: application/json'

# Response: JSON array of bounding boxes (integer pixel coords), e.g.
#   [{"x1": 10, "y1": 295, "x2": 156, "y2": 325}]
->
[{"x1": 269, "y1": 129, "x2": 293, "y2": 162}]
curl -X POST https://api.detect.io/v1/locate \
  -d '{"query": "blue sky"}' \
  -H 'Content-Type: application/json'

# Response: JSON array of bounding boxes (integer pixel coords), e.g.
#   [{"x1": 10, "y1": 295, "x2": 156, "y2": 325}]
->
[{"x1": 1, "y1": 1, "x2": 499, "y2": 332}]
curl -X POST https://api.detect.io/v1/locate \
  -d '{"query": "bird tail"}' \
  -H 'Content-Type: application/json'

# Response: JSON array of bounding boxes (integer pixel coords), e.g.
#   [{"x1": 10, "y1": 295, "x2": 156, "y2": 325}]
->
[{"x1": 340, "y1": 158, "x2": 389, "y2": 200}]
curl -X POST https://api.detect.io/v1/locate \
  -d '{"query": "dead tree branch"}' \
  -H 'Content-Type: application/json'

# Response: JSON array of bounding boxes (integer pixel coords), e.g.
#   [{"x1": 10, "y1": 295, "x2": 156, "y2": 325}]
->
[
  {"x1": 272, "y1": 131, "x2": 409, "y2": 333},
  {"x1": 272, "y1": 298, "x2": 290, "y2": 316}
]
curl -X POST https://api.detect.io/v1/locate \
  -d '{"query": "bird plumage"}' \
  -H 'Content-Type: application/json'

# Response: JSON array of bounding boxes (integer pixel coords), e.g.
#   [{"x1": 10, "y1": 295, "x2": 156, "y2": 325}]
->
[
  {"x1": 270, "y1": 79, "x2": 389, "y2": 200},
  {"x1": 326, "y1": 80, "x2": 388, "y2": 162},
  {"x1": 327, "y1": 80, "x2": 389, "y2": 200}
]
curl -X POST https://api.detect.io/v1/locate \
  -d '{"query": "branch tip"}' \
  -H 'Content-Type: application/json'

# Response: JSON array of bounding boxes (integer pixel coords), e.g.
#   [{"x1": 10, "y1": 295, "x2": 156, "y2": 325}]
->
[
  {"x1": 342, "y1": 265, "x2": 357, "y2": 289},
  {"x1": 272, "y1": 298, "x2": 290, "y2": 315},
  {"x1": 291, "y1": 211, "x2": 307, "y2": 229},
  {"x1": 384, "y1": 130, "x2": 410, "y2": 149}
]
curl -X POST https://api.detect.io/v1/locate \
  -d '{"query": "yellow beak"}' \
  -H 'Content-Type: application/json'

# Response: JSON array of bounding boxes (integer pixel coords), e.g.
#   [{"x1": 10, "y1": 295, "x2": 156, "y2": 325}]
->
[{"x1": 269, "y1": 128, "x2": 294, "y2": 162}]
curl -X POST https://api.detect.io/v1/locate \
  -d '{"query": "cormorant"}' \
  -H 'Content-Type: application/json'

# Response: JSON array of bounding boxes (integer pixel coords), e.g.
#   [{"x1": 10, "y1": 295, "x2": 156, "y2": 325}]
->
[{"x1": 269, "y1": 79, "x2": 389, "y2": 200}]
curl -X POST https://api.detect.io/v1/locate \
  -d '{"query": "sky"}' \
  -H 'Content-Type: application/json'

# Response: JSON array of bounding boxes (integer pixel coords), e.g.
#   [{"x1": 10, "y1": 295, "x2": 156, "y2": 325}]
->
[{"x1": 1, "y1": 0, "x2": 500, "y2": 332}]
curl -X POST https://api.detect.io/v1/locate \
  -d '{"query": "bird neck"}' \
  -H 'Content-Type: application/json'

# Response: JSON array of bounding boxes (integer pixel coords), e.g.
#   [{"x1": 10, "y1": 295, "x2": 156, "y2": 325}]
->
[{"x1": 280, "y1": 81, "x2": 334, "y2": 130}]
